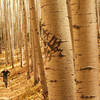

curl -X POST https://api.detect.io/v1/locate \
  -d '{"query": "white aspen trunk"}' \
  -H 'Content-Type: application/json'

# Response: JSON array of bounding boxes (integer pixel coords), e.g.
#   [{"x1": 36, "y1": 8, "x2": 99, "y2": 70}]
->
[
  {"x1": 4, "y1": 0, "x2": 9, "y2": 66},
  {"x1": 19, "y1": 0, "x2": 23, "y2": 67},
  {"x1": 97, "y1": 0, "x2": 100, "y2": 36},
  {"x1": 7, "y1": 0, "x2": 14, "y2": 68},
  {"x1": 40, "y1": 0, "x2": 76, "y2": 100},
  {"x1": 76, "y1": 0, "x2": 100, "y2": 100},
  {"x1": 22, "y1": 0, "x2": 30, "y2": 79},
  {"x1": 29, "y1": 0, "x2": 48, "y2": 98}
]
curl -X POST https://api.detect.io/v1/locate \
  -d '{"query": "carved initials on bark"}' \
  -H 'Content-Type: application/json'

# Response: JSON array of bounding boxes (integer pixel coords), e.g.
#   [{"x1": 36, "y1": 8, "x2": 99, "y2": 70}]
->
[{"x1": 41, "y1": 28, "x2": 64, "y2": 61}]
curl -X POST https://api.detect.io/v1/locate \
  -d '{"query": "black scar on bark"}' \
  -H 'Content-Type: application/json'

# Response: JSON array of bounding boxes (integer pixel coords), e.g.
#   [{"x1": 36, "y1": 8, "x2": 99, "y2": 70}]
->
[
  {"x1": 50, "y1": 80, "x2": 57, "y2": 83},
  {"x1": 45, "y1": 67, "x2": 51, "y2": 70},
  {"x1": 73, "y1": 25, "x2": 80, "y2": 29},
  {"x1": 81, "y1": 95, "x2": 95, "y2": 98},
  {"x1": 80, "y1": 67, "x2": 93, "y2": 71}
]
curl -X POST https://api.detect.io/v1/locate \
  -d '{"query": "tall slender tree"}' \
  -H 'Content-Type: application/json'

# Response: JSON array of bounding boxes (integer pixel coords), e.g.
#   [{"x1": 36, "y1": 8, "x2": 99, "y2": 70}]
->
[
  {"x1": 3, "y1": 0, "x2": 9, "y2": 66},
  {"x1": 29, "y1": 0, "x2": 38, "y2": 84},
  {"x1": 19, "y1": 0, "x2": 23, "y2": 67},
  {"x1": 29, "y1": 0, "x2": 48, "y2": 98},
  {"x1": 22, "y1": 0, "x2": 30, "y2": 79}
]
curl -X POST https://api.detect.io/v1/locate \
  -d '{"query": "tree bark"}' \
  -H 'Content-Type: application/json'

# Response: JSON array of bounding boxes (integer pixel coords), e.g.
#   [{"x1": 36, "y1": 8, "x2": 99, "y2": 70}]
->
[
  {"x1": 29, "y1": 0, "x2": 48, "y2": 97},
  {"x1": 76, "y1": 0, "x2": 100, "y2": 100},
  {"x1": 40, "y1": 0, "x2": 76, "y2": 100},
  {"x1": 22, "y1": 0, "x2": 30, "y2": 79}
]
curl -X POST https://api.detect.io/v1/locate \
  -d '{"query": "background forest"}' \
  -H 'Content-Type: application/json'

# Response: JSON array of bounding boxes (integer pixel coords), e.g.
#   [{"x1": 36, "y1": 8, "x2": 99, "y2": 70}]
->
[{"x1": 0, "y1": 0, "x2": 100, "y2": 100}]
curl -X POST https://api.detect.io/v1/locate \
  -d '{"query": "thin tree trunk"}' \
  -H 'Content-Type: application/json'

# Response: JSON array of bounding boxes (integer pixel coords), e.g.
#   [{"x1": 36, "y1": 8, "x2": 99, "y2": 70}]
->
[
  {"x1": 29, "y1": 0, "x2": 39, "y2": 85},
  {"x1": 8, "y1": 0, "x2": 14, "y2": 68},
  {"x1": 18, "y1": 0, "x2": 23, "y2": 68},
  {"x1": 97, "y1": 0, "x2": 100, "y2": 37},
  {"x1": 29, "y1": 0, "x2": 48, "y2": 98},
  {"x1": 0, "y1": 36, "x2": 2, "y2": 54},
  {"x1": 4, "y1": 0, "x2": 9, "y2": 66},
  {"x1": 8, "y1": 31, "x2": 14, "y2": 68},
  {"x1": 22, "y1": 0, "x2": 30, "y2": 79}
]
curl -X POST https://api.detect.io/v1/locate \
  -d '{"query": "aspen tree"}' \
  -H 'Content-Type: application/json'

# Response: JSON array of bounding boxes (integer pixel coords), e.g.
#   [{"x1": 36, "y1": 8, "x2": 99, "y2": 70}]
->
[
  {"x1": 41, "y1": 0, "x2": 76, "y2": 100},
  {"x1": 29, "y1": 0, "x2": 38, "y2": 84},
  {"x1": 22, "y1": 0, "x2": 30, "y2": 79},
  {"x1": 3, "y1": 0, "x2": 9, "y2": 66},
  {"x1": 76, "y1": 0, "x2": 100, "y2": 100},
  {"x1": 29, "y1": 0, "x2": 48, "y2": 98}
]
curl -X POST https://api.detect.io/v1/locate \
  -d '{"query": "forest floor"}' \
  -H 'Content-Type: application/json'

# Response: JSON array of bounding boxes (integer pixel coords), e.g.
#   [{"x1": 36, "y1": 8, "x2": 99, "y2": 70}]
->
[
  {"x1": 0, "y1": 49, "x2": 45, "y2": 100},
  {"x1": 1, "y1": 39, "x2": 100, "y2": 100}
]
